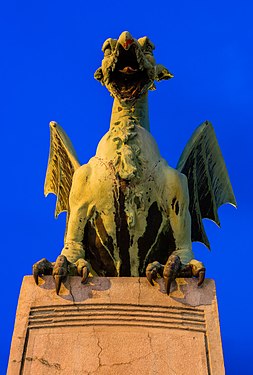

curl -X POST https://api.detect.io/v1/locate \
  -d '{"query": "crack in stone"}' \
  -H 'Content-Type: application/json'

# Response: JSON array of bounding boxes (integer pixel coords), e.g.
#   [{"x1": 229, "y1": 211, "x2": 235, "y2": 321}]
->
[
  {"x1": 98, "y1": 350, "x2": 153, "y2": 369},
  {"x1": 147, "y1": 332, "x2": 158, "y2": 375},
  {"x1": 89, "y1": 329, "x2": 158, "y2": 373},
  {"x1": 25, "y1": 356, "x2": 61, "y2": 370},
  {"x1": 138, "y1": 277, "x2": 141, "y2": 304},
  {"x1": 147, "y1": 332, "x2": 153, "y2": 351},
  {"x1": 90, "y1": 328, "x2": 103, "y2": 374},
  {"x1": 97, "y1": 338, "x2": 103, "y2": 367},
  {"x1": 147, "y1": 333, "x2": 177, "y2": 375},
  {"x1": 154, "y1": 347, "x2": 178, "y2": 375}
]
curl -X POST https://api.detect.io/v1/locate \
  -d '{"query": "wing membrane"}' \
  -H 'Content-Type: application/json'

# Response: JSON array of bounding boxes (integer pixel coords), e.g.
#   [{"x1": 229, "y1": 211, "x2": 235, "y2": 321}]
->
[
  {"x1": 177, "y1": 121, "x2": 236, "y2": 249},
  {"x1": 44, "y1": 121, "x2": 80, "y2": 217}
]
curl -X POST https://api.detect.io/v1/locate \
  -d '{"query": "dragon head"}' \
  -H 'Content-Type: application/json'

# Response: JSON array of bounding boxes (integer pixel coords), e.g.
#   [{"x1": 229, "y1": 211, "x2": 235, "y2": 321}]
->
[{"x1": 94, "y1": 31, "x2": 173, "y2": 105}]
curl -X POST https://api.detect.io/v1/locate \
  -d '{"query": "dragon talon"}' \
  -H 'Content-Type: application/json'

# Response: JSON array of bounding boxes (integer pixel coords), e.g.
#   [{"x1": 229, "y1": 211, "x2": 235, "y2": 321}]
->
[
  {"x1": 52, "y1": 255, "x2": 69, "y2": 295},
  {"x1": 33, "y1": 268, "x2": 39, "y2": 285},
  {"x1": 75, "y1": 259, "x2": 90, "y2": 284},
  {"x1": 146, "y1": 272, "x2": 155, "y2": 286},
  {"x1": 32, "y1": 258, "x2": 53, "y2": 284},
  {"x1": 33, "y1": 256, "x2": 91, "y2": 294},
  {"x1": 54, "y1": 275, "x2": 64, "y2": 295},
  {"x1": 164, "y1": 278, "x2": 170, "y2": 295},
  {"x1": 163, "y1": 255, "x2": 181, "y2": 295},
  {"x1": 81, "y1": 267, "x2": 89, "y2": 284},
  {"x1": 165, "y1": 277, "x2": 177, "y2": 295},
  {"x1": 188, "y1": 259, "x2": 206, "y2": 287},
  {"x1": 198, "y1": 269, "x2": 206, "y2": 286},
  {"x1": 146, "y1": 262, "x2": 163, "y2": 286}
]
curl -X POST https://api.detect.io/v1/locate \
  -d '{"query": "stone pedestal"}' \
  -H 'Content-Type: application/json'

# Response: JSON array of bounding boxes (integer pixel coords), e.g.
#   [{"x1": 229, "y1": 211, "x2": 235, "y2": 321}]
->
[{"x1": 8, "y1": 276, "x2": 224, "y2": 375}]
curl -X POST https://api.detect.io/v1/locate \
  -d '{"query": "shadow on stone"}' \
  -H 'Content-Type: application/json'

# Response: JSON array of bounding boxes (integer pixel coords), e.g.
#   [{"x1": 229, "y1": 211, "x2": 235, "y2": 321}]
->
[
  {"x1": 38, "y1": 276, "x2": 112, "y2": 302},
  {"x1": 155, "y1": 278, "x2": 214, "y2": 306}
]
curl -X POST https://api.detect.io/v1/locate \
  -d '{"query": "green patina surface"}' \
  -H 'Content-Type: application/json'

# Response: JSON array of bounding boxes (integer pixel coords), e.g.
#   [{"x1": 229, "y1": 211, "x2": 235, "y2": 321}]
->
[{"x1": 34, "y1": 32, "x2": 236, "y2": 294}]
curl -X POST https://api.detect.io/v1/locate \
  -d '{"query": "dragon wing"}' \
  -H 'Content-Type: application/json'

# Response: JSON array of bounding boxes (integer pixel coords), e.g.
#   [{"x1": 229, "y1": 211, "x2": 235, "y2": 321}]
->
[
  {"x1": 44, "y1": 121, "x2": 80, "y2": 217},
  {"x1": 176, "y1": 121, "x2": 236, "y2": 249}
]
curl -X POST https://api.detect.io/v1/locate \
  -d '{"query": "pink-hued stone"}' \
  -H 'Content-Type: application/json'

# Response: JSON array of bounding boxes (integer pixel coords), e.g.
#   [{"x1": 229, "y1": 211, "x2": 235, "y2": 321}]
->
[{"x1": 7, "y1": 276, "x2": 224, "y2": 375}]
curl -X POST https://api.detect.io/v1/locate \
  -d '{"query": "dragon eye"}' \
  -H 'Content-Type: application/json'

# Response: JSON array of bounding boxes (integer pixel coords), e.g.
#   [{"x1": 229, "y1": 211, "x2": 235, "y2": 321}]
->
[{"x1": 145, "y1": 44, "x2": 153, "y2": 55}]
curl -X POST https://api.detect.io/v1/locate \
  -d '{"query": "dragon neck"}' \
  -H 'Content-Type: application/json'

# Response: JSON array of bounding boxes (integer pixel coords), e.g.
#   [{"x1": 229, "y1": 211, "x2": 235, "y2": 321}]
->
[{"x1": 110, "y1": 94, "x2": 150, "y2": 132}]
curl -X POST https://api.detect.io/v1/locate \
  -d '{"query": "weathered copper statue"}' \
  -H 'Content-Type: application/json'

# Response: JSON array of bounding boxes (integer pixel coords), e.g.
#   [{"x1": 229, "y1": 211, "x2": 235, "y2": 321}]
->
[{"x1": 33, "y1": 31, "x2": 236, "y2": 295}]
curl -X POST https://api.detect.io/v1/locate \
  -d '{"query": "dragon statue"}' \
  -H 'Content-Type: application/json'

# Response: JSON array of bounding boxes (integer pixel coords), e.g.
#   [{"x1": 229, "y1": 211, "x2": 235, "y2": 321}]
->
[{"x1": 33, "y1": 31, "x2": 236, "y2": 295}]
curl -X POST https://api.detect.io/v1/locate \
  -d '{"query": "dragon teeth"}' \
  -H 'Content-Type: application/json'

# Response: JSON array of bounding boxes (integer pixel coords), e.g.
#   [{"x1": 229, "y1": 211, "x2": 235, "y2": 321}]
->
[
  {"x1": 136, "y1": 52, "x2": 145, "y2": 70},
  {"x1": 111, "y1": 55, "x2": 118, "y2": 72}
]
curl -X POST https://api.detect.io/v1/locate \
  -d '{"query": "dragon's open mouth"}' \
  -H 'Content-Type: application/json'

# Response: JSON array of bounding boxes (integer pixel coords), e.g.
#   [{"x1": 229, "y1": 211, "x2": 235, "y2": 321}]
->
[{"x1": 109, "y1": 45, "x2": 151, "y2": 101}]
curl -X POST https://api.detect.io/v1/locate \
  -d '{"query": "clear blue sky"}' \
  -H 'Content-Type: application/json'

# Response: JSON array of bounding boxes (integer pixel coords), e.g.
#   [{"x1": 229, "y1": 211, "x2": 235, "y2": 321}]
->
[{"x1": 1, "y1": 1, "x2": 252, "y2": 373}]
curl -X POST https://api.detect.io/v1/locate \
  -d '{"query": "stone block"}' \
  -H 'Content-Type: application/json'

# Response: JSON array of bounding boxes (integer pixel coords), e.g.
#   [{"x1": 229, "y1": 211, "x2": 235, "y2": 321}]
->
[{"x1": 8, "y1": 276, "x2": 224, "y2": 374}]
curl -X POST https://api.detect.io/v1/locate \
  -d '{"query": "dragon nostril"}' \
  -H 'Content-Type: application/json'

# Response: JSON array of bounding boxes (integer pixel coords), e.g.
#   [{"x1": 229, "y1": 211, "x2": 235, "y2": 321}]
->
[{"x1": 118, "y1": 31, "x2": 135, "y2": 50}]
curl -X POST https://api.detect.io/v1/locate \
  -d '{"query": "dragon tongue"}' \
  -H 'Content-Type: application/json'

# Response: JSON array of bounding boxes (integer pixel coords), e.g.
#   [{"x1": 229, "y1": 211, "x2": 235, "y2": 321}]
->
[{"x1": 119, "y1": 66, "x2": 138, "y2": 74}]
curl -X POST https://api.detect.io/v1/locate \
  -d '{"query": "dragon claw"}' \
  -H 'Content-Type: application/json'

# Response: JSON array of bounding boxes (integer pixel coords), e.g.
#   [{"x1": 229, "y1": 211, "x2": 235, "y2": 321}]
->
[
  {"x1": 197, "y1": 269, "x2": 205, "y2": 286},
  {"x1": 32, "y1": 258, "x2": 53, "y2": 285},
  {"x1": 187, "y1": 259, "x2": 206, "y2": 287},
  {"x1": 81, "y1": 268, "x2": 88, "y2": 284},
  {"x1": 33, "y1": 269, "x2": 39, "y2": 285},
  {"x1": 75, "y1": 258, "x2": 90, "y2": 284},
  {"x1": 146, "y1": 261, "x2": 164, "y2": 286},
  {"x1": 146, "y1": 257, "x2": 206, "y2": 295},
  {"x1": 33, "y1": 255, "x2": 91, "y2": 294},
  {"x1": 163, "y1": 255, "x2": 182, "y2": 295},
  {"x1": 52, "y1": 255, "x2": 69, "y2": 294},
  {"x1": 54, "y1": 275, "x2": 64, "y2": 295}
]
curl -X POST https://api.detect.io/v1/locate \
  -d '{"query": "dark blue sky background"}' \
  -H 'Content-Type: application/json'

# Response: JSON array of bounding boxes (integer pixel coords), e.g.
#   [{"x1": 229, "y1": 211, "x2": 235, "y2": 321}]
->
[{"x1": 1, "y1": 1, "x2": 252, "y2": 373}]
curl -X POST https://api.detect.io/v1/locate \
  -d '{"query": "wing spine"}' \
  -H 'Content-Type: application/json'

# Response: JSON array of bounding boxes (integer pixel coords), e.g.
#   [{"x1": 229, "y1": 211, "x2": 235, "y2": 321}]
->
[
  {"x1": 44, "y1": 121, "x2": 80, "y2": 217},
  {"x1": 177, "y1": 121, "x2": 236, "y2": 249}
]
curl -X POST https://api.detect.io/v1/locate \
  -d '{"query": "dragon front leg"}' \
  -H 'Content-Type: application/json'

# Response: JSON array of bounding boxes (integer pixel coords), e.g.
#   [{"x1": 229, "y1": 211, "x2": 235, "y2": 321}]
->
[
  {"x1": 146, "y1": 167, "x2": 206, "y2": 294},
  {"x1": 146, "y1": 256, "x2": 206, "y2": 295},
  {"x1": 33, "y1": 165, "x2": 93, "y2": 294}
]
